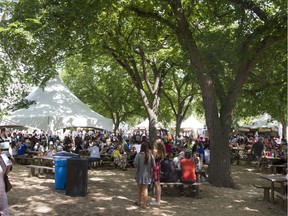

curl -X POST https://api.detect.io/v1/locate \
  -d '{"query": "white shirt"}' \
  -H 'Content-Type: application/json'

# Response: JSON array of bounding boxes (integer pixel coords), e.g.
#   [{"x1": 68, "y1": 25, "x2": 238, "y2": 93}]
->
[
  {"x1": 173, "y1": 156, "x2": 181, "y2": 169},
  {"x1": 88, "y1": 146, "x2": 100, "y2": 158}
]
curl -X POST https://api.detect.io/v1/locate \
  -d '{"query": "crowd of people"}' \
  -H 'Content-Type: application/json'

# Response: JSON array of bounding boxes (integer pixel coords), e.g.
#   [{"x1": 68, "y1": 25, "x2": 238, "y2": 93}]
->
[{"x1": 1, "y1": 125, "x2": 288, "y2": 213}]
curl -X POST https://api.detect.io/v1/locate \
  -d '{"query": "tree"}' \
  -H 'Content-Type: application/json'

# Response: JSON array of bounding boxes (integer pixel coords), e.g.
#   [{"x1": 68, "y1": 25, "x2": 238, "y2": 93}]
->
[
  {"x1": 61, "y1": 55, "x2": 145, "y2": 134},
  {"x1": 235, "y1": 41, "x2": 287, "y2": 138},
  {"x1": 11, "y1": 0, "x2": 182, "y2": 147},
  {"x1": 129, "y1": 0, "x2": 286, "y2": 187},
  {"x1": 0, "y1": 0, "x2": 57, "y2": 115},
  {"x1": 161, "y1": 67, "x2": 200, "y2": 137},
  {"x1": 9, "y1": 0, "x2": 286, "y2": 188}
]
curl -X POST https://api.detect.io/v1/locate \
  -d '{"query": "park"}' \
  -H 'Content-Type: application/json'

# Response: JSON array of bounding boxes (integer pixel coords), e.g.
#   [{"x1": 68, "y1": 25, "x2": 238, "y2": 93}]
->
[
  {"x1": 0, "y1": 1, "x2": 287, "y2": 216},
  {"x1": 5, "y1": 159, "x2": 287, "y2": 216}
]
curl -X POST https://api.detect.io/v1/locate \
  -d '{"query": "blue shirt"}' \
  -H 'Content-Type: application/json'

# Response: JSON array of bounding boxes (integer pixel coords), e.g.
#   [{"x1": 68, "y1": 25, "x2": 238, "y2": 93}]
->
[{"x1": 17, "y1": 143, "x2": 28, "y2": 155}]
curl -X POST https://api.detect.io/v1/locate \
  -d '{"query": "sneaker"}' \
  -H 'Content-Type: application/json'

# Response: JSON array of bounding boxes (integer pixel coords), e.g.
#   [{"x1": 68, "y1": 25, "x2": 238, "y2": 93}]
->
[{"x1": 149, "y1": 200, "x2": 160, "y2": 206}]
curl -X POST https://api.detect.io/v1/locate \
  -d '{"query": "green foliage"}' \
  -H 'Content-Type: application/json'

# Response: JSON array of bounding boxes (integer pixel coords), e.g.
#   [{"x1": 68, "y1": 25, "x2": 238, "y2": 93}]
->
[
  {"x1": 235, "y1": 40, "x2": 287, "y2": 123},
  {"x1": 61, "y1": 55, "x2": 145, "y2": 127}
]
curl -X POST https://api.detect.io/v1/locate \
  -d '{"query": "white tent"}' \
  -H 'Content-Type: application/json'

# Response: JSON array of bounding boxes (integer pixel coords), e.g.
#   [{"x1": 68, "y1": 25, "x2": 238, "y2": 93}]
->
[
  {"x1": 0, "y1": 76, "x2": 113, "y2": 131},
  {"x1": 134, "y1": 118, "x2": 163, "y2": 130},
  {"x1": 180, "y1": 115, "x2": 204, "y2": 130},
  {"x1": 242, "y1": 113, "x2": 279, "y2": 132}
]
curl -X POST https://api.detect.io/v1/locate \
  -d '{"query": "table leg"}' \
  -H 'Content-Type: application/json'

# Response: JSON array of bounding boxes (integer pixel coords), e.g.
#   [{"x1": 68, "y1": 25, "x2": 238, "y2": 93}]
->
[
  {"x1": 280, "y1": 182, "x2": 285, "y2": 195},
  {"x1": 271, "y1": 182, "x2": 275, "y2": 203}
]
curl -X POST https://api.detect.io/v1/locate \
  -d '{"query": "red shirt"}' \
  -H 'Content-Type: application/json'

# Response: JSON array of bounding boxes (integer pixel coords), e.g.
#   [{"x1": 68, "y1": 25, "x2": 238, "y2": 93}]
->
[
  {"x1": 165, "y1": 143, "x2": 172, "y2": 154},
  {"x1": 180, "y1": 158, "x2": 196, "y2": 182}
]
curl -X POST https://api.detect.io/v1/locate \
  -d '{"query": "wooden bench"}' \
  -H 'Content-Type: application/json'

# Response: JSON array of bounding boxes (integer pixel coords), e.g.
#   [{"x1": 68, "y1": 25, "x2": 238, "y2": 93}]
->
[
  {"x1": 160, "y1": 181, "x2": 201, "y2": 197},
  {"x1": 27, "y1": 165, "x2": 55, "y2": 177},
  {"x1": 14, "y1": 156, "x2": 34, "y2": 165},
  {"x1": 276, "y1": 194, "x2": 287, "y2": 210},
  {"x1": 100, "y1": 159, "x2": 114, "y2": 167},
  {"x1": 270, "y1": 164, "x2": 286, "y2": 174},
  {"x1": 253, "y1": 184, "x2": 271, "y2": 201}
]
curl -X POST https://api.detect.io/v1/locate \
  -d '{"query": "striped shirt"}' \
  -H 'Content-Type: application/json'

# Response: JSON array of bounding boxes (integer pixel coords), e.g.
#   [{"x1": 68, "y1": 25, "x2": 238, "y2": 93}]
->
[{"x1": 0, "y1": 136, "x2": 11, "y2": 156}]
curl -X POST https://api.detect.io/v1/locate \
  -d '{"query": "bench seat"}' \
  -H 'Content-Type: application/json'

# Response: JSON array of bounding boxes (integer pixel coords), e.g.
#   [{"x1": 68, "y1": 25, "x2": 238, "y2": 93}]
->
[
  {"x1": 14, "y1": 156, "x2": 34, "y2": 165},
  {"x1": 160, "y1": 181, "x2": 201, "y2": 196},
  {"x1": 253, "y1": 184, "x2": 271, "y2": 201},
  {"x1": 27, "y1": 165, "x2": 54, "y2": 177},
  {"x1": 276, "y1": 194, "x2": 287, "y2": 210}
]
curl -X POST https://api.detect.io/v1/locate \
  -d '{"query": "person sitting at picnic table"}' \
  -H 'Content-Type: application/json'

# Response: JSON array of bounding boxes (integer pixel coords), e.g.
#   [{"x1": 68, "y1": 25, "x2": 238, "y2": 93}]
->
[
  {"x1": 45, "y1": 144, "x2": 56, "y2": 157},
  {"x1": 173, "y1": 151, "x2": 185, "y2": 179},
  {"x1": 111, "y1": 145, "x2": 128, "y2": 171},
  {"x1": 160, "y1": 155, "x2": 179, "y2": 182},
  {"x1": 17, "y1": 139, "x2": 29, "y2": 156},
  {"x1": 193, "y1": 152, "x2": 207, "y2": 182},
  {"x1": 87, "y1": 141, "x2": 101, "y2": 169},
  {"x1": 179, "y1": 151, "x2": 196, "y2": 194}
]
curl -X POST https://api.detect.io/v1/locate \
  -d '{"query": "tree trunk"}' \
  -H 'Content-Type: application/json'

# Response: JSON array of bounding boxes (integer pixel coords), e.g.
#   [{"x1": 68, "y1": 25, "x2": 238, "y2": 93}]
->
[
  {"x1": 169, "y1": 1, "x2": 235, "y2": 188},
  {"x1": 175, "y1": 115, "x2": 182, "y2": 138},
  {"x1": 113, "y1": 113, "x2": 120, "y2": 135},
  {"x1": 281, "y1": 120, "x2": 287, "y2": 139},
  {"x1": 206, "y1": 107, "x2": 235, "y2": 187},
  {"x1": 149, "y1": 116, "x2": 158, "y2": 149}
]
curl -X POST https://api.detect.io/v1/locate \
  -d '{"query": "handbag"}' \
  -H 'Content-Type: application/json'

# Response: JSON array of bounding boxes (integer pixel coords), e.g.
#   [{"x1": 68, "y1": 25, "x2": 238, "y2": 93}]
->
[{"x1": 4, "y1": 174, "x2": 12, "y2": 192}]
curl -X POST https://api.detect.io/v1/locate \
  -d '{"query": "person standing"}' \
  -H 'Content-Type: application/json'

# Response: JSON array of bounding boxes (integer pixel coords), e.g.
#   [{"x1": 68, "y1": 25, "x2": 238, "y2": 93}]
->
[
  {"x1": 150, "y1": 139, "x2": 166, "y2": 207},
  {"x1": 134, "y1": 142, "x2": 155, "y2": 209},
  {"x1": 252, "y1": 136, "x2": 265, "y2": 170},
  {"x1": 0, "y1": 128, "x2": 14, "y2": 164},
  {"x1": 0, "y1": 148, "x2": 9, "y2": 215}
]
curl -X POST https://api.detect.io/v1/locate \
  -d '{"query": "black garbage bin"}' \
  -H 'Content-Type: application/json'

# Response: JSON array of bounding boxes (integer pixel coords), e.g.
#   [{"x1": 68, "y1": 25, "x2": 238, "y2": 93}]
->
[
  {"x1": 53, "y1": 151, "x2": 80, "y2": 190},
  {"x1": 66, "y1": 158, "x2": 88, "y2": 197}
]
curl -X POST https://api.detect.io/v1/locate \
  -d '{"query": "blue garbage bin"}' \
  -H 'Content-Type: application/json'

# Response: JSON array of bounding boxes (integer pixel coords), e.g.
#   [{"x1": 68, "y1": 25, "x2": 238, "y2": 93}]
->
[
  {"x1": 54, "y1": 158, "x2": 67, "y2": 190},
  {"x1": 53, "y1": 151, "x2": 80, "y2": 190}
]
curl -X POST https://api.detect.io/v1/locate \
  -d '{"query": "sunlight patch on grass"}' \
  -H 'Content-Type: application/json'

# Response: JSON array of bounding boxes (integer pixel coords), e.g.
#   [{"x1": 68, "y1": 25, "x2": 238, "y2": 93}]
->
[
  {"x1": 97, "y1": 196, "x2": 113, "y2": 201},
  {"x1": 116, "y1": 196, "x2": 129, "y2": 200},
  {"x1": 34, "y1": 205, "x2": 53, "y2": 214},
  {"x1": 89, "y1": 177, "x2": 104, "y2": 181},
  {"x1": 126, "y1": 206, "x2": 139, "y2": 210},
  {"x1": 234, "y1": 200, "x2": 245, "y2": 203},
  {"x1": 243, "y1": 207, "x2": 259, "y2": 212},
  {"x1": 95, "y1": 207, "x2": 106, "y2": 213}
]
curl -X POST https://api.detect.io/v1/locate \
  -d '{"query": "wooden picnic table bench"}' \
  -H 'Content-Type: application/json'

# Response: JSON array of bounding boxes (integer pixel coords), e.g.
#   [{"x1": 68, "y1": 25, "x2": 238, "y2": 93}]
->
[
  {"x1": 276, "y1": 194, "x2": 287, "y2": 210},
  {"x1": 253, "y1": 184, "x2": 271, "y2": 201},
  {"x1": 27, "y1": 164, "x2": 55, "y2": 177},
  {"x1": 270, "y1": 164, "x2": 286, "y2": 174},
  {"x1": 14, "y1": 155, "x2": 34, "y2": 165},
  {"x1": 160, "y1": 181, "x2": 201, "y2": 197}
]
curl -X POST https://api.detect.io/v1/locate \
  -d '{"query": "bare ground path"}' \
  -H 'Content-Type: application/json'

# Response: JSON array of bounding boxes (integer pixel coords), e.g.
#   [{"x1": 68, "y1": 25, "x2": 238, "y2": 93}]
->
[{"x1": 7, "y1": 163, "x2": 287, "y2": 216}]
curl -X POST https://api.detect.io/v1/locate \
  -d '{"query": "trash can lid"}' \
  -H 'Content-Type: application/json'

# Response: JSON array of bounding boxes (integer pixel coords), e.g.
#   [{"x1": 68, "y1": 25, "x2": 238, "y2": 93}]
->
[{"x1": 53, "y1": 151, "x2": 79, "y2": 159}]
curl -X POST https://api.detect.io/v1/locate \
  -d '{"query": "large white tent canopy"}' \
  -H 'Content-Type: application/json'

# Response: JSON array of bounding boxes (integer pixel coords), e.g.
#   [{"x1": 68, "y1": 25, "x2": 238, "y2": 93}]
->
[
  {"x1": 180, "y1": 115, "x2": 204, "y2": 129},
  {"x1": 134, "y1": 118, "x2": 164, "y2": 130},
  {"x1": 241, "y1": 113, "x2": 279, "y2": 132},
  {"x1": 0, "y1": 76, "x2": 113, "y2": 131}
]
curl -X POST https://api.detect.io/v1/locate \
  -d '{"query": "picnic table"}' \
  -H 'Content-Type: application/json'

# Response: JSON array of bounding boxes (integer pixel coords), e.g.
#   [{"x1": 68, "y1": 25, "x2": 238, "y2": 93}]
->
[
  {"x1": 260, "y1": 157, "x2": 284, "y2": 173},
  {"x1": 231, "y1": 147, "x2": 245, "y2": 165},
  {"x1": 261, "y1": 175, "x2": 287, "y2": 203},
  {"x1": 27, "y1": 156, "x2": 54, "y2": 177}
]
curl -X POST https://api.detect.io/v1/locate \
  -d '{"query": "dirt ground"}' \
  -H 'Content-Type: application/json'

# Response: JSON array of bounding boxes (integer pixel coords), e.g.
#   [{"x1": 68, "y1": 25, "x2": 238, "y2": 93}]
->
[{"x1": 6, "y1": 162, "x2": 287, "y2": 216}]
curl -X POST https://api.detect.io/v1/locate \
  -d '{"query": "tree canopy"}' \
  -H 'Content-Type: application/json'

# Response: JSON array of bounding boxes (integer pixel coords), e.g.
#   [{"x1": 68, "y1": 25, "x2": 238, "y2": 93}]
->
[{"x1": 1, "y1": 0, "x2": 286, "y2": 188}]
